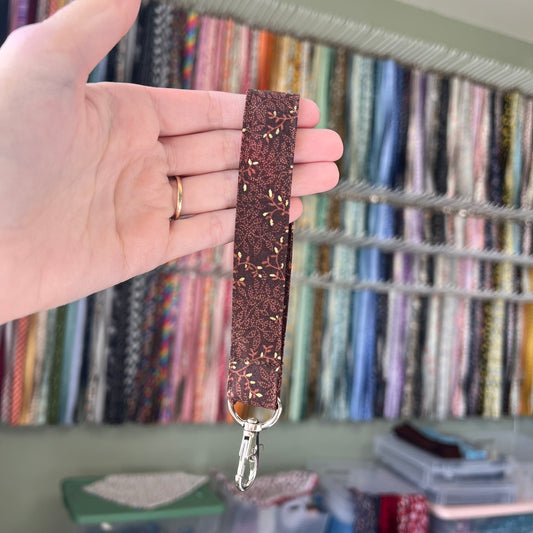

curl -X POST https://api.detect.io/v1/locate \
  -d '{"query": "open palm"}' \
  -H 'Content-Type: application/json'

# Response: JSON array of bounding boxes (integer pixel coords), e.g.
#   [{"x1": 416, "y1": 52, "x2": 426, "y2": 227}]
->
[{"x1": 0, "y1": 0, "x2": 342, "y2": 323}]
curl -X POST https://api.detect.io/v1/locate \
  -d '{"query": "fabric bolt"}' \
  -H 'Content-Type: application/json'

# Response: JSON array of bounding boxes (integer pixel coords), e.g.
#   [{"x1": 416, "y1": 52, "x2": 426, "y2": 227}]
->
[
  {"x1": 63, "y1": 298, "x2": 88, "y2": 425},
  {"x1": 135, "y1": 271, "x2": 164, "y2": 422},
  {"x1": 218, "y1": 251, "x2": 234, "y2": 421},
  {"x1": 351, "y1": 60, "x2": 400, "y2": 421},
  {"x1": 71, "y1": 295, "x2": 95, "y2": 424},
  {"x1": 123, "y1": 274, "x2": 148, "y2": 421},
  {"x1": 279, "y1": 38, "x2": 306, "y2": 409},
  {"x1": 181, "y1": 10, "x2": 199, "y2": 90},
  {"x1": 174, "y1": 256, "x2": 202, "y2": 423},
  {"x1": 378, "y1": 494, "x2": 399, "y2": 533},
  {"x1": 309, "y1": 45, "x2": 334, "y2": 417},
  {"x1": 451, "y1": 80, "x2": 474, "y2": 418},
  {"x1": 421, "y1": 77, "x2": 449, "y2": 418},
  {"x1": 484, "y1": 94, "x2": 516, "y2": 418},
  {"x1": 114, "y1": 14, "x2": 139, "y2": 83},
  {"x1": 34, "y1": 308, "x2": 57, "y2": 424},
  {"x1": 0, "y1": 321, "x2": 14, "y2": 423},
  {"x1": 10, "y1": 316, "x2": 29, "y2": 425},
  {"x1": 248, "y1": 29, "x2": 260, "y2": 91},
  {"x1": 160, "y1": 271, "x2": 187, "y2": 423},
  {"x1": 167, "y1": 8, "x2": 186, "y2": 89},
  {"x1": 192, "y1": 269, "x2": 214, "y2": 422},
  {"x1": 317, "y1": 48, "x2": 350, "y2": 420},
  {"x1": 351, "y1": 489, "x2": 380, "y2": 533},
  {"x1": 58, "y1": 300, "x2": 80, "y2": 424},
  {"x1": 151, "y1": 265, "x2": 180, "y2": 422},
  {"x1": 105, "y1": 282, "x2": 129, "y2": 424},
  {"x1": 384, "y1": 68, "x2": 418, "y2": 419},
  {"x1": 19, "y1": 314, "x2": 37, "y2": 425},
  {"x1": 0, "y1": 325, "x2": 4, "y2": 412},
  {"x1": 28, "y1": 311, "x2": 50, "y2": 423},
  {"x1": 203, "y1": 246, "x2": 232, "y2": 422},
  {"x1": 131, "y1": 1, "x2": 156, "y2": 86},
  {"x1": 397, "y1": 68, "x2": 418, "y2": 420},
  {"x1": 502, "y1": 94, "x2": 523, "y2": 415},
  {"x1": 521, "y1": 270, "x2": 533, "y2": 414},
  {"x1": 434, "y1": 77, "x2": 463, "y2": 420},
  {"x1": 397, "y1": 494, "x2": 428, "y2": 533},
  {"x1": 1, "y1": 1, "x2": 9, "y2": 43},
  {"x1": 46, "y1": 305, "x2": 67, "y2": 424},
  {"x1": 289, "y1": 45, "x2": 332, "y2": 421},
  {"x1": 515, "y1": 108, "x2": 533, "y2": 415},
  {"x1": 84, "y1": 289, "x2": 114, "y2": 424},
  {"x1": 463, "y1": 87, "x2": 489, "y2": 416}
]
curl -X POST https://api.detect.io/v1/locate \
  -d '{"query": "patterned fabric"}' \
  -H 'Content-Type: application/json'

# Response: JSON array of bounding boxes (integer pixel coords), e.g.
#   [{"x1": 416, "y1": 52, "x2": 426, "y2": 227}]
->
[
  {"x1": 10, "y1": 315, "x2": 29, "y2": 425},
  {"x1": 228, "y1": 89, "x2": 299, "y2": 410},
  {"x1": 397, "y1": 494, "x2": 428, "y2": 533},
  {"x1": 352, "y1": 489, "x2": 379, "y2": 533},
  {"x1": 220, "y1": 470, "x2": 318, "y2": 507},
  {"x1": 84, "y1": 472, "x2": 208, "y2": 510}
]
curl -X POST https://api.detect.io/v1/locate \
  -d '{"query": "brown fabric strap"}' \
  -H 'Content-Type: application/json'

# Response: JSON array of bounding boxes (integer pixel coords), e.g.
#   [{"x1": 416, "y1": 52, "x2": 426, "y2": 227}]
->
[{"x1": 227, "y1": 89, "x2": 300, "y2": 411}]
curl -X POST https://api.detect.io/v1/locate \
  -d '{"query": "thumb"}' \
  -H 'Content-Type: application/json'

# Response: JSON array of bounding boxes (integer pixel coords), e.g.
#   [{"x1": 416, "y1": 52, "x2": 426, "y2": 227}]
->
[{"x1": 41, "y1": 0, "x2": 141, "y2": 81}]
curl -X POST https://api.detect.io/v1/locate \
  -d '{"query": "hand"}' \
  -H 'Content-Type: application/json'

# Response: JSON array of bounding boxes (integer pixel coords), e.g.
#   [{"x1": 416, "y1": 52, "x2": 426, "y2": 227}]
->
[{"x1": 0, "y1": 0, "x2": 343, "y2": 323}]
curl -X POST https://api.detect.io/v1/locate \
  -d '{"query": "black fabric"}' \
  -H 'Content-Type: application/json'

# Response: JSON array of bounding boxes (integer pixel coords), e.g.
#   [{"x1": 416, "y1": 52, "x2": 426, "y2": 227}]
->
[{"x1": 0, "y1": 0, "x2": 9, "y2": 45}]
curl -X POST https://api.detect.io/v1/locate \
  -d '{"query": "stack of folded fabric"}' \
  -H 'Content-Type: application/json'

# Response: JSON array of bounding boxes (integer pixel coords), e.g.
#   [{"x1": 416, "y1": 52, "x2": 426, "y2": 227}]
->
[
  {"x1": 350, "y1": 488, "x2": 428, "y2": 533},
  {"x1": 309, "y1": 460, "x2": 429, "y2": 533},
  {"x1": 375, "y1": 424, "x2": 517, "y2": 506}
]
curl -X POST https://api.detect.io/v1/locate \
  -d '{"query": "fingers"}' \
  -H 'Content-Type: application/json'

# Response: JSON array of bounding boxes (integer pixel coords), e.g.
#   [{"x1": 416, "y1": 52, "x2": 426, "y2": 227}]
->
[
  {"x1": 40, "y1": 0, "x2": 141, "y2": 81},
  {"x1": 166, "y1": 199, "x2": 303, "y2": 260},
  {"x1": 169, "y1": 163, "x2": 339, "y2": 216},
  {"x1": 162, "y1": 129, "x2": 343, "y2": 177},
  {"x1": 145, "y1": 88, "x2": 320, "y2": 136}
]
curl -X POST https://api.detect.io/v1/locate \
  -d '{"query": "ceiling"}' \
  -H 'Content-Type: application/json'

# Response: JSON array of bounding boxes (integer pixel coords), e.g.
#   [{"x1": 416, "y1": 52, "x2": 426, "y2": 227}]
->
[{"x1": 395, "y1": 0, "x2": 533, "y2": 44}]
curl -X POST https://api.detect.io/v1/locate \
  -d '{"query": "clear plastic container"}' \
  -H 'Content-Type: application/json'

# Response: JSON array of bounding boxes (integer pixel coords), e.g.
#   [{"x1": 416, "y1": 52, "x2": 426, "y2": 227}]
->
[
  {"x1": 425, "y1": 478, "x2": 517, "y2": 506},
  {"x1": 374, "y1": 433, "x2": 510, "y2": 488},
  {"x1": 374, "y1": 434, "x2": 517, "y2": 505},
  {"x1": 214, "y1": 476, "x2": 328, "y2": 533}
]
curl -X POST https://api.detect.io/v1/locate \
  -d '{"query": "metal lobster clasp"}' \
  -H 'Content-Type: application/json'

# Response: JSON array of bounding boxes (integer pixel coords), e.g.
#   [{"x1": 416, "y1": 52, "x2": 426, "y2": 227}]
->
[
  {"x1": 228, "y1": 398, "x2": 282, "y2": 492},
  {"x1": 235, "y1": 418, "x2": 262, "y2": 491}
]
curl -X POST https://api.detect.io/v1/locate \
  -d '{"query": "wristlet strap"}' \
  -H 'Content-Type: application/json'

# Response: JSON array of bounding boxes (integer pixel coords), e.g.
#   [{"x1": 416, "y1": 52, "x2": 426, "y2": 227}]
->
[{"x1": 227, "y1": 89, "x2": 299, "y2": 489}]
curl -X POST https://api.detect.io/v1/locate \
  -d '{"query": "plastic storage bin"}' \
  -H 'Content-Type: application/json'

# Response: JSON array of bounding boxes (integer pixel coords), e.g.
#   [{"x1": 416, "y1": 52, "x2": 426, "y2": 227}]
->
[
  {"x1": 424, "y1": 478, "x2": 517, "y2": 506},
  {"x1": 374, "y1": 434, "x2": 516, "y2": 505},
  {"x1": 216, "y1": 491, "x2": 329, "y2": 533},
  {"x1": 62, "y1": 476, "x2": 224, "y2": 533},
  {"x1": 375, "y1": 434, "x2": 510, "y2": 488}
]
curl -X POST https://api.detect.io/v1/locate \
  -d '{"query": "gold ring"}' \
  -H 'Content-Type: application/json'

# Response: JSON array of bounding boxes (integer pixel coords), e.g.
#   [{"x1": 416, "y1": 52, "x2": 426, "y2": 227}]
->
[{"x1": 170, "y1": 176, "x2": 183, "y2": 221}]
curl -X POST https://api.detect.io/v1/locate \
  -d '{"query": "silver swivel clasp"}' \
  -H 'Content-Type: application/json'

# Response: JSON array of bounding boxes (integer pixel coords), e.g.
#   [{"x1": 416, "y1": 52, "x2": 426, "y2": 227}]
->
[
  {"x1": 228, "y1": 398, "x2": 282, "y2": 492},
  {"x1": 235, "y1": 417, "x2": 262, "y2": 491}
]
